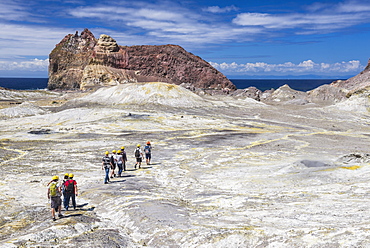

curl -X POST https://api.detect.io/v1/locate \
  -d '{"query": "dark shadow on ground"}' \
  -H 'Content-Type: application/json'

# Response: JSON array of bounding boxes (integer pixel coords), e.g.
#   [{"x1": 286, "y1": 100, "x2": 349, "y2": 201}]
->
[
  {"x1": 77, "y1": 203, "x2": 88, "y2": 208},
  {"x1": 148, "y1": 162, "x2": 161, "y2": 165},
  {"x1": 62, "y1": 213, "x2": 84, "y2": 218},
  {"x1": 108, "y1": 180, "x2": 126, "y2": 184},
  {"x1": 139, "y1": 166, "x2": 152, "y2": 169}
]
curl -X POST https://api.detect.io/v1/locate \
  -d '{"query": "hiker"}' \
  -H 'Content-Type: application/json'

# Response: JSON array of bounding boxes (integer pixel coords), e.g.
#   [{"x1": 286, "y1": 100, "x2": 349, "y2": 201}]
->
[
  {"x1": 134, "y1": 144, "x2": 143, "y2": 169},
  {"x1": 116, "y1": 150, "x2": 124, "y2": 177},
  {"x1": 63, "y1": 173, "x2": 78, "y2": 211},
  {"x1": 102, "y1": 151, "x2": 111, "y2": 184},
  {"x1": 110, "y1": 150, "x2": 117, "y2": 178},
  {"x1": 61, "y1": 173, "x2": 69, "y2": 209},
  {"x1": 144, "y1": 141, "x2": 152, "y2": 165},
  {"x1": 121, "y1": 146, "x2": 128, "y2": 172},
  {"x1": 47, "y1": 175, "x2": 63, "y2": 221}
]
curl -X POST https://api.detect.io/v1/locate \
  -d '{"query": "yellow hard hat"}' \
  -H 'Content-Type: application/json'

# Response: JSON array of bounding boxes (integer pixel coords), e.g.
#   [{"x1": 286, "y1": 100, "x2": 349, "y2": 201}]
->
[
  {"x1": 105, "y1": 151, "x2": 109, "y2": 155},
  {"x1": 69, "y1": 173, "x2": 74, "y2": 178},
  {"x1": 52, "y1": 175, "x2": 59, "y2": 180},
  {"x1": 117, "y1": 150, "x2": 121, "y2": 153},
  {"x1": 121, "y1": 146, "x2": 125, "y2": 150},
  {"x1": 137, "y1": 144, "x2": 140, "y2": 147},
  {"x1": 112, "y1": 150, "x2": 116, "y2": 153},
  {"x1": 64, "y1": 173, "x2": 69, "y2": 177}
]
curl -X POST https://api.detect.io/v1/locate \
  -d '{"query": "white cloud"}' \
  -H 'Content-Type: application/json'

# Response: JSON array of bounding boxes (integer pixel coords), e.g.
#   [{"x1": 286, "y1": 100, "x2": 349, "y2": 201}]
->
[
  {"x1": 0, "y1": 1, "x2": 29, "y2": 21},
  {"x1": 0, "y1": 23, "x2": 76, "y2": 59},
  {"x1": 0, "y1": 58, "x2": 49, "y2": 71},
  {"x1": 232, "y1": 1, "x2": 370, "y2": 34},
  {"x1": 68, "y1": 4, "x2": 261, "y2": 45},
  {"x1": 203, "y1": 5, "x2": 238, "y2": 13},
  {"x1": 209, "y1": 60, "x2": 364, "y2": 76}
]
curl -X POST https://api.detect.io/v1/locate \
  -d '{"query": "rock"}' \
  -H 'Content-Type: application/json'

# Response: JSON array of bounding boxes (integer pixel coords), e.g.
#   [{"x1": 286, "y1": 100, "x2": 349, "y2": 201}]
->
[
  {"x1": 260, "y1": 84, "x2": 308, "y2": 103},
  {"x1": 230, "y1": 86, "x2": 262, "y2": 101},
  {"x1": 48, "y1": 29, "x2": 235, "y2": 93},
  {"x1": 307, "y1": 84, "x2": 348, "y2": 105},
  {"x1": 337, "y1": 153, "x2": 370, "y2": 164},
  {"x1": 331, "y1": 59, "x2": 370, "y2": 96}
]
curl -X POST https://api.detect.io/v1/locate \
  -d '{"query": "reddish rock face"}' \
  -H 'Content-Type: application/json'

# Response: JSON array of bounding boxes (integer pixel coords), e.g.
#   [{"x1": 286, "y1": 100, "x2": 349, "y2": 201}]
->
[{"x1": 48, "y1": 29, "x2": 236, "y2": 92}]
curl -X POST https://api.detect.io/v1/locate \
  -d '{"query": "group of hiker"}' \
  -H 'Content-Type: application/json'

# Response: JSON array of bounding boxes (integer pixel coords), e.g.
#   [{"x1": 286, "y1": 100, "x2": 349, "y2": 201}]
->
[
  {"x1": 47, "y1": 141, "x2": 152, "y2": 221},
  {"x1": 47, "y1": 173, "x2": 78, "y2": 221},
  {"x1": 102, "y1": 141, "x2": 152, "y2": 184}
]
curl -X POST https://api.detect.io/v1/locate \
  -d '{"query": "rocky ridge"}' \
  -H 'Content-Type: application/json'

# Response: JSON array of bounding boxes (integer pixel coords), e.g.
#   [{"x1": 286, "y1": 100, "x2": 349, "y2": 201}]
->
[
  {"x1": 48, "y1": 29, "x2": 235, "y2": 92},
  {"x1": 233, "y1": 61, "x2": 370, "y2": 106}
]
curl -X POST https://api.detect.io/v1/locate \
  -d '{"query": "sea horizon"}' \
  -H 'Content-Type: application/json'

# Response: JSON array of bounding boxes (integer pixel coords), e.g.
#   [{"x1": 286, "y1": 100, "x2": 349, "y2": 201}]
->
[{"x1": 0, "y1": 77, "x2": 344, "y2": 92}]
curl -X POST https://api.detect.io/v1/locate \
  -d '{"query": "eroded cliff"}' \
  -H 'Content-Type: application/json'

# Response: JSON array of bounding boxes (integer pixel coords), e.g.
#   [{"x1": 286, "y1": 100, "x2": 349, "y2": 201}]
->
[{"x1": 48, "y1": 29, "x2": 236, "y2": 92}]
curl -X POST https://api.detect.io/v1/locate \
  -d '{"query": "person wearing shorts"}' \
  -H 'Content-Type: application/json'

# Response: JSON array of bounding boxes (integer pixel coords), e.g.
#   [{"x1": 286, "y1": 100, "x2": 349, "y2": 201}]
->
[{"x1": 48, "y1": 175, "x2": 63, "y2": 221}]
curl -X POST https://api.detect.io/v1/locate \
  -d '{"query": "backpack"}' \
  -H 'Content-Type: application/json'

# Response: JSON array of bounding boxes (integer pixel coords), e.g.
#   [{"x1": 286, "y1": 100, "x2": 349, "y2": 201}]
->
[
  {"x1": 135, "y1": 148, "x2": 140, "y2": 158},
  {"x1": 144, "y1": 146, "x2": 151, "y2": 154},
  {"x1": 65, "y1": 180, "x2": 75, "y2": 193},
  {"x1": 49, "y1": 182, "x2": 58, "y2": 197}
]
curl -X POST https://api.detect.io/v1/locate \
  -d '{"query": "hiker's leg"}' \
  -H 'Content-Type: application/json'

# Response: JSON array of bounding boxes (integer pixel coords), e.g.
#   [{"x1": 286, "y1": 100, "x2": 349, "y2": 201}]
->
[
  {"x1": 105, "y1": 168, "x2": 110, "y2": 183},
  {"x1": 71, "y1": 194, "x2": 76, "y2": 209},
  {"x1": 65, "y1": 193, "x2": 71, "y2": 209},
  {"x1": 51, "y1": 207, "x2": 55, "y2": 218}
]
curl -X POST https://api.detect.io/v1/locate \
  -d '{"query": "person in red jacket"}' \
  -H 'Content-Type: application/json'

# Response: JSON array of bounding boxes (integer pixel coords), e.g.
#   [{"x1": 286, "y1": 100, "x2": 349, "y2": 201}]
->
[{"x1": 63, "y1": 173, "x2": 78, "y2": 210}]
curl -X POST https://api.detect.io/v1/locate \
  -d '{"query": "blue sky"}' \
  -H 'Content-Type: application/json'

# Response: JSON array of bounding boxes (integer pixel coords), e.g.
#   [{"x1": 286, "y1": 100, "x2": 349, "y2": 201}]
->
[{"x1": 1, "y1": 0, "x2": 370, "y2": 79}]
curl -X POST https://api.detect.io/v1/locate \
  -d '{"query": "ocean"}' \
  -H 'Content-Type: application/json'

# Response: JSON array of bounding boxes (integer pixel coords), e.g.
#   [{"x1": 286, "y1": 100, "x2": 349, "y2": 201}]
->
[
  {"x1": 0, "y1": 78, "x2": 342, "y2": 91},
  {"x1": 0, "y1": 78, "x2": 48, "y2": 90},
  {"x1": 230, "y1": 79, "x2": 342, "y2": 91}
]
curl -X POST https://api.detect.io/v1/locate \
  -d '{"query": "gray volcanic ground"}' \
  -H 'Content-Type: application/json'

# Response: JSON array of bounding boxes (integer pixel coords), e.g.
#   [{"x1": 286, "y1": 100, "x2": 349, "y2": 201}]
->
[{"x1": 1, "y1": 82, "x2": 370, "y2": 247}]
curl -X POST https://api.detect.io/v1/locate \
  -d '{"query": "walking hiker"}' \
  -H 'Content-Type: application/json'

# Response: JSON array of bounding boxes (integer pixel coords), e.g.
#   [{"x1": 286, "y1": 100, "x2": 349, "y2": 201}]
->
[
  {"x1": 134, "y1": 144, "x2": 143, "y2": 169},
  {"x1": 116, "y1": 150, "x2": 124, "y2": 177},
  {"x1": 63, "y1": 173, "x2": 78, "y2": 211},
  {"x1": 102, "y1": 151, "x2": 111, "y2": 184},
  {"x1": 144, "y1": 141, "x2": 152, "y2": 165},
  {"x1": 47, "y1": 175, "x2": 63, "y2": 221},
  {"x1": 110, "y1": 150, "x2": 117, "y2": 178},
  {"x1": 62, "y1": 173, "x2": 69, "y2": 209},
  {"x1": 121, "y1": 146, "x2": 127, "y2": 172}
]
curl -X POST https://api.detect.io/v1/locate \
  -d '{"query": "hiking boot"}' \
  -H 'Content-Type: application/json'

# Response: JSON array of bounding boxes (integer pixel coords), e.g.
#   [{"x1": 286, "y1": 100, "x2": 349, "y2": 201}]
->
[
  {"x1": 58, "y1": 214, "x2": 63, "y2": 218},
  {"x1": 53, "y1": 217, "x2": 56, "y2": 221},
  {"x1": 104, "y1": 182, "x2": 108, "y2": 184}
]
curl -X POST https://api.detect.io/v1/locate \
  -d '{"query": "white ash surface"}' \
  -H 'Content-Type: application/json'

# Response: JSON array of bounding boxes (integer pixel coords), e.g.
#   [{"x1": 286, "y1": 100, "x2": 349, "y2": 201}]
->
[{"x1": 1, "y1": 83, "x2": 370, "y2": 247}]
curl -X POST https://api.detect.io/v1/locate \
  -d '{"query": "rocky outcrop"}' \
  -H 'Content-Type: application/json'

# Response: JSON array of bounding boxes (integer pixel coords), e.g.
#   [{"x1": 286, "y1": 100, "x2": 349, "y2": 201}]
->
[
  {"x1": 48, "y1": 29, "x2": 236, "y2": 92},
  {"x1": 331, "y1": 60, "x2": 370, "y2": 96}
]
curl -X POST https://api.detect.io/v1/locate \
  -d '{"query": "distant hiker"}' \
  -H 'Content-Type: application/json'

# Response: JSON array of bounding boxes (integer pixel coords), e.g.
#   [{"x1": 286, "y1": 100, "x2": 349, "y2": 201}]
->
[
  {"x1": 63, "y1": 173, "x2": 78, "y2": 211},
  {"x1": 47, "y1": 175, "x2": 63, "y2": 221},
  {"x1": 134, "y1": 144, "x2": 143, "y2": 169},
  {"x1": 102, "y1": 151, "x2": 111, "y2": 184},
  {"x1": 144, "y1": 141, "x2": 152, "y2": 165},
  {"x1": 121, "y1": 146, "x2": 128, "y2": 172},
  {"x1": 110, "y1": 150, "x2": 117, "y2": 178},
  {"x1": 116, "y1": 150, "x2": 124, "y2": 177}
]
